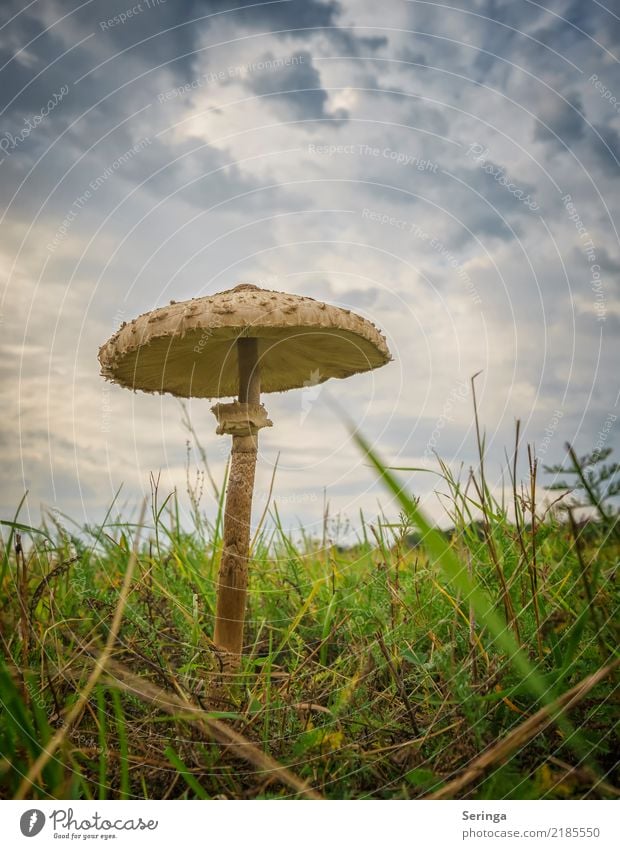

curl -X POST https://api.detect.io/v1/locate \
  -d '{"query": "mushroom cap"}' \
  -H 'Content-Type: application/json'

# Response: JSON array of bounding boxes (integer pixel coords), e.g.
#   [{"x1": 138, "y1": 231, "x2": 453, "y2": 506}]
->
[{"x1": 98, "y1": 283, "x2": 391, "y2": 399}]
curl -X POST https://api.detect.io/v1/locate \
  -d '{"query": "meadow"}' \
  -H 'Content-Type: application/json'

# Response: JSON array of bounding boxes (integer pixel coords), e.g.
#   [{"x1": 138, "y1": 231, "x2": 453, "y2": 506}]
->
[{"x1": 1, "y1": 413, "x2": 618, "y2": 801}]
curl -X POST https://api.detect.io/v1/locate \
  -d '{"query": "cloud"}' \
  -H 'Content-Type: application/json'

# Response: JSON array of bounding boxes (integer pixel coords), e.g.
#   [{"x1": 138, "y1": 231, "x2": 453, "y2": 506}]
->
[
  {"x1": 1, "y1": 0, "x2": 618, "y2": 531},
  {"x1": 242, "y1": 50, "x2": 348, "y2": 122},
  {"x1": 533, "y1": 91, "x2": 586, "y2": 146},
  {"x1": 590, "y1": 121, "x2": 620, "y2": 177}
]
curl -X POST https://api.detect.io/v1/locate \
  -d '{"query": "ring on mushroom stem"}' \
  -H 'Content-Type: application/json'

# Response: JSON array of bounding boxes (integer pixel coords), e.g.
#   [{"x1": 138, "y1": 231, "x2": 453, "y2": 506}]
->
[{"x1": 98, "y1": 282, "x2": 392, "y2": 676}]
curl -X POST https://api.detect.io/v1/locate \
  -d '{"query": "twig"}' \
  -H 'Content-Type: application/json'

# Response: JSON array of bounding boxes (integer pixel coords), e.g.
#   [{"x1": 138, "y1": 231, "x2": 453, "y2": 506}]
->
[
  {"x1": 29, "y1": 555, "x2": 80, "y2": 618},
  {"x1": 567, "y1": 508, "x2": 608, "y2": 662},
  {"x1": 103, "y1": 659, "x2": 322, "y2": 799},
  {"x1": 470, "y1": 472, "x2": 520, "y2": 643},
  {"x1": 375, "y1": 630, "x2": 421, "y2": 735},
  {"x1": 426, "y1": 658, "x2": 619, "y2": 799},
  {"x1": 547, "y1": 755, "x2": 620, "y2": 798}
]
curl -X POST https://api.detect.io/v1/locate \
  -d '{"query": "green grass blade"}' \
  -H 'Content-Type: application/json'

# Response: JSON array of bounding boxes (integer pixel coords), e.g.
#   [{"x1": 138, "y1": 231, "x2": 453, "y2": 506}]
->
[
  {"x1": 164, "y1": 746, "x2": 210, "y2": 799},
  {"x1": 348, "y1": 424, "x2": 597, "y2": 769},
  {"x1": 111, "y1": 690, "x2": 129, "y2": 799}
]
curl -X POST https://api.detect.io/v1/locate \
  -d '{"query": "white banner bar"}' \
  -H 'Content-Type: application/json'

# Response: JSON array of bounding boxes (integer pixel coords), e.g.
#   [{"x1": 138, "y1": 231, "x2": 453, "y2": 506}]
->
[{"x1": 0, "y1": 800, "x2": 616, "y2": 849}]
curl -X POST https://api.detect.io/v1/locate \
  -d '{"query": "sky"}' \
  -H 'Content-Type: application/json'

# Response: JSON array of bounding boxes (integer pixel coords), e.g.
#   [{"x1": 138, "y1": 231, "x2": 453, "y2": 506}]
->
[{"x1": 1, "y1": 0, "x2": 619, "y2": 541}]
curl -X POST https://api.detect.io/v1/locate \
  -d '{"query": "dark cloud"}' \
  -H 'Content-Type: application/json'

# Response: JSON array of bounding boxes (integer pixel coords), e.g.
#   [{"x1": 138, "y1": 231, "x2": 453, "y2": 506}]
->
[
  {"x1": 570, "y1": 245, "x2": 620, "y2": 296},
  {"x1": 424, "y1": 161, "x2": 538, "y2": 246},
  {"x1": 398, "y1": 48, "x2": 427, "y2": 66},
  {"x1": 530, "y1": 18, "x2": 588, "y2": 55},
  {"x1": 196, "y1": 0, "x2": 339, "y2": 32},
  {"x1": 533, "y1": 91, "x2": 586, "y2": 147},
  {"x1": 0, "y1": 0, "x2": 390, "y2": 186},
  {"x1": 355, "y1": 35, "x2": 387, "y2": 52},
  {"x1": 560, "y1": 0, "x2": 614, "y2": 43},
  {"x1": 596, "y1": 247, "x2": 620, "y2": 280},
  {"x1": 243, "y1": 50, "x2": 347, "y2": 121},
  {"x1": 0, "y1": 0, "x2": 196, "y2": 112},
  {"x1": 590, "y1": 121, "x2": 620, "y2": 178}
]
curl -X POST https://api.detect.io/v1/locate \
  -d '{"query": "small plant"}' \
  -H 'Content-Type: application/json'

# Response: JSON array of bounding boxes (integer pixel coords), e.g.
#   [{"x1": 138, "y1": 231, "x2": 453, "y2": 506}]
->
[{"x1": 544, "y1": 444, "x2": 620, "y2": 531}]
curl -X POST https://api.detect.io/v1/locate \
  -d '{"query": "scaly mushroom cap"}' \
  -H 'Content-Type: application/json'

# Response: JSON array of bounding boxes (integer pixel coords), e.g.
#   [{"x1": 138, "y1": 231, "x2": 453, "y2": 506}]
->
[{"x1": 98, "y1": 283, "x2": 391, "y2": 398}]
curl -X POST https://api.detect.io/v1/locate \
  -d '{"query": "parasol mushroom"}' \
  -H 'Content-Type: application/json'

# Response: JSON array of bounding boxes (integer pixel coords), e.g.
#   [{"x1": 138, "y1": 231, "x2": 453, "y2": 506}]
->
[{"x1": 98, "y1": 283, "x2": 391, "y2": 669}]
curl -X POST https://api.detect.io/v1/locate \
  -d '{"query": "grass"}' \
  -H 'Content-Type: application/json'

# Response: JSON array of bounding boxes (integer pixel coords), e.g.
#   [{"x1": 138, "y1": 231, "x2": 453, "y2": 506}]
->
[{"x1": 0, "y1": 413, "x2": 618, "y2": 800}]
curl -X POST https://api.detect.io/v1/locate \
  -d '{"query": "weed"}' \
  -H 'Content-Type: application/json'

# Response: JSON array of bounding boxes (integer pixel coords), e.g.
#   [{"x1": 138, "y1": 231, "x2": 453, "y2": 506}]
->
[{"x1": 0, "y1": 418, "x2": 618, "y2": 800}]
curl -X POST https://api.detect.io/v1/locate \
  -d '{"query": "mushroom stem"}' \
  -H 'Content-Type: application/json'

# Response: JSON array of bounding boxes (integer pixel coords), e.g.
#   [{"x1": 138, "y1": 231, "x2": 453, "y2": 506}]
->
[
  {"x1": 213, "y1": 337, "x2": 261, "y2": 662},
  {"x1": 238, "y1": 336, "x2": 261, "y2": 406}
]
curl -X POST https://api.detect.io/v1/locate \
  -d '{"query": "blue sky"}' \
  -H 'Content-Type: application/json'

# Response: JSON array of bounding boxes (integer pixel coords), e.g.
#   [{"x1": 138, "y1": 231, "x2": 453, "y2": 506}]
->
[{"x1": 1, "y1": 0, "x2": 619, "y2": 538}]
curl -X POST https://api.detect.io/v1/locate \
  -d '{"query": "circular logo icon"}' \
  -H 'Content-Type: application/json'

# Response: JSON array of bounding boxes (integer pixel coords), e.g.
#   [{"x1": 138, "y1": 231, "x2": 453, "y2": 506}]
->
[{"x1": 20, "y1": 810, "x2": 46, "y2": 837}]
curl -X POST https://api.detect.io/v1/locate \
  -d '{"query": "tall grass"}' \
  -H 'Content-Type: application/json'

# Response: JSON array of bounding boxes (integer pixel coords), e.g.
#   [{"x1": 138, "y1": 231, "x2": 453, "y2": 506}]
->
[{"x1": 0, "y1": 413, "x2": 618, "y2": 800}]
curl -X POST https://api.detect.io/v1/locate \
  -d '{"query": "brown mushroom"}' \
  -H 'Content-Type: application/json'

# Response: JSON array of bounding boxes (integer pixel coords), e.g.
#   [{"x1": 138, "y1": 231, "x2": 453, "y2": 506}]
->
[{"x1": 98, "y1": 283, "x2": 391, "y2": 669}]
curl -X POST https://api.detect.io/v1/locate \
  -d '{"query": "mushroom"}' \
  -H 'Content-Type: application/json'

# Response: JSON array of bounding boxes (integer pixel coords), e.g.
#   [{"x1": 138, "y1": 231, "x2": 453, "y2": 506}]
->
[{"x1": 98, "y1": 283, "x2": 391, "y2": 669}]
